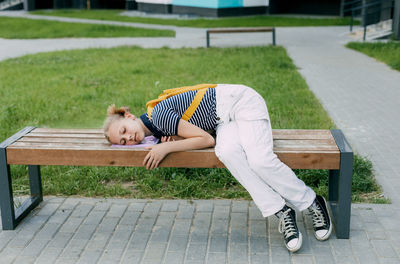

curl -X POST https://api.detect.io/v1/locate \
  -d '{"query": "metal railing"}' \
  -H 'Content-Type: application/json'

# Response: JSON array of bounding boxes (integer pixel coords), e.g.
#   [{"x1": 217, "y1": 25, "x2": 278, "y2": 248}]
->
[{"x1": 343, "y1": 0, "x2": 394, "y2": 40}]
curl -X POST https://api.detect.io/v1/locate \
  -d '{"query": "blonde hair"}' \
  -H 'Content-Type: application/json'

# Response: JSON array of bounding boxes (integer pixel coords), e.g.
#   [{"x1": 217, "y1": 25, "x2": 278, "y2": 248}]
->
[{"x1": 103, "y1": 104, "x2": 131, "y2": 143}]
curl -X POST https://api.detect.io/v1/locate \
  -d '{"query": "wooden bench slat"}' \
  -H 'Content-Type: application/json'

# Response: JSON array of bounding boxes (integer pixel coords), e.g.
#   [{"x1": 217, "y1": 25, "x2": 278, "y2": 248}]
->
[
  {"x1": 33, "y1": 128, "x2": 102, "y2": 134},
  {"x1": 26, "y1": 133, "x2": 105, "y2": 139},
  {"x1": 10, "y1": 139, "x2": 339, "y2": 151},
  {"x1": 19, "y1": 137, "x2": 108, "y2": 144},
  {"x1": 6, "y1": 148, "x2": 340, "y2": 169},
  {"x1": 30, "y1": 128, "x2": 334, "y2": 140}
]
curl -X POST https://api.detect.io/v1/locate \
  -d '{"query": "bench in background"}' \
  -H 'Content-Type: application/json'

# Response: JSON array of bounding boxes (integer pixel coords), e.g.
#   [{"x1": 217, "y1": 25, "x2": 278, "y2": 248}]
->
[
  {"x1": 206, "y1": 27, "x2": 276, "y2": 48},
  {"x1": 0, "y1": 127, "x2": 353, "y2": 238}
]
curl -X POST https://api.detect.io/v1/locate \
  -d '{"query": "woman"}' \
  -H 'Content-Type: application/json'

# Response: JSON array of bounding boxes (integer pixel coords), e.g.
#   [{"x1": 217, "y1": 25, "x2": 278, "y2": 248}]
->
[{"x1": 104, "y1": 84, "x2": 332, "y2": 252}]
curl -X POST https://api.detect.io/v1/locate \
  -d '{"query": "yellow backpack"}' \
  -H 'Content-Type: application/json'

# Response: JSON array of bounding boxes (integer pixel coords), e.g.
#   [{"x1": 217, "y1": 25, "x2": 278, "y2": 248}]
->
[{"x1": 146, "y1": 84, "x2": 217, "y2": 121}]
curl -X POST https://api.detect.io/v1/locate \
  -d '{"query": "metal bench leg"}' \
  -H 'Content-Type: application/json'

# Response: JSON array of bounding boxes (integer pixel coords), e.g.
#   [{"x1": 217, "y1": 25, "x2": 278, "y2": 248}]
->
[
  {"x1": 329, "y1": 129, "x2": 353, "y2": 239},
  {"x1": 272, "y1": 28, "x2": 276, "y2": 46},
  {"x1": 0, "y1": 126, "x2": 41, "y2": 230},
  {"x1": 0, "y1": 150, "x2": 16, "y2": 230},
  {"x1": 29, "y1": 165, "x2": 43, "y2": 202},
  {"x1": 206, "y1": 30, "x2": 210, "y2": 48}
]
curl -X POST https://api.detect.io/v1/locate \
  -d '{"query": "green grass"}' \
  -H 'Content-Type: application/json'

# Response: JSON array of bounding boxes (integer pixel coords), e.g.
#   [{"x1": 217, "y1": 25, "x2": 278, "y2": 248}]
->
[
  {"x1": 0, "y1": 16, "x2": 174, "y2": 39},
  {"x1": 347, "y1": 41, "x2": 400, "y2": 71},
  {"x1": 32, "y1": 9, "x2": 359, "y2": 28},
  {"x1": 0, "y1": 46, "x2": 385, "y2": 203}
]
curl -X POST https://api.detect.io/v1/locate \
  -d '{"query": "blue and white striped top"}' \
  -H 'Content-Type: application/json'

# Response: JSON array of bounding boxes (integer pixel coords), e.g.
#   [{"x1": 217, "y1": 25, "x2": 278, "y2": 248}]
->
[{"x1": 140, "y1": 88, "x2": 217, "y2": 138}]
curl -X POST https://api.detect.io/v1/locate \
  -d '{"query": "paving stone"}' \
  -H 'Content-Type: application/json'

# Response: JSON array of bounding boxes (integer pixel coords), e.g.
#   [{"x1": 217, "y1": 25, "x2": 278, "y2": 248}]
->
[
  {"x1": 330, "y1": 238, "x2": 354, "y2": 257},
  {"x1": 70, "y1": 203, "x2": 93, "y2": 218},
  {"x1": 209, "y1": 235, "x2": 228, "y2": 253},
  {"x1": 35, "y1": 223, "x2": 62, "y2": 240},
  {"x1": 334, "y1": 255, "x2": 358, "y2": 264},
  {"x1": 186, "y1": 243, "x2": 207, "y2": 262},
  {"x1": 314, "y1": 254, "x2": 335, "y2": 264},
  {"x1": 142, "y1": 242, "x2": 167, "y2": 262},
  {"x1": 58, "y1": 217, "x2": 84, "y2": 233},
  {"x1": 250, "y1": 220, "x2": 267, "y2": 238},
  {"x1": 232, "y1": 200, "x2": 249, "y2": 213},
  {"x1": 161, "y1": 201, "x2": 179, "y2": 212},
  {"x1": 250, "y1": 236, "x2": 268, "y2": 254},
  {"x1": 127, "y1": 202, "x2": 146, "y2": 212},
  {"x1": 172, "y1": 219, "x2": 192, "y2": 236},
  {"x1": 126, "y1": 232, "x2": 151, "y2": 251},
  {"x1": 119, "y1": 211, "x2": 141, "y2": 226},
  {"x1": 93, "y1": 201, "x2": 112, "y2": 211},
  {"x1": 167, "y1": 235, "x2": 189, "y2": 252},
  {"x1": 36, "y1": 203, "x2": 60, "y2": 216},
  {"x1": 21, "y1": 238, "x2": 50, "y2": 256},
  {"x1": 96, "y1": 217, "x2": 120, "y2": 234},
  {"x1": 149, "y1": 226, "x2": 171, "y2": 243},
  {"x1": 13, "y1": 256, "x2": 36, "y2": 264},
  {"x1": 291, "y1": 254, "x2": 315, "y2": 264},
  {"x1": 371, "y1": 239, "x2": 398, "y2": 258},
  {"x1": 98, "y1": 248, "x2": 125, "y2": 264},
  {"x1": 121, "y1": 250, "x2": 144, "y2": 264},
  {"x1": 231, "y1": 212, "x2": 248, "y2": 229},
  {"x1": 164, "y1": 251, "x2": 185, "y2": 264},
  {"x1": 36, "y1": 246, "x2": 64, "y2": 263},
  {"x1": 106, "y1": 204, "x2": 127, "y2": 218},
  {"x1": 207, "y1": 252, "x2": 226, "y2": 264},
  {"x1": 142, "y1": 202, "x2": 162, "y2": 218},
  {"x1": 48, "y1": 209, "x2": 72, "y2": 224},
  {"x1": 213, "y1": 205, "x2": 230, "y2": 219},
  {"x1": 177, "y1": 205, "x2": 195, "y2": 219},
  {"x1": 195, "y1": 200, "x2": 213, "y2": 212},
  {"x1": 213, "y1": 200, "x2": 231, "y2": 206},
  {"x1": 155, "y1": 211, "x2": 175, "y2": 227},
  {"x1": 47, "y1": 232, "x2": 74, "y2": 248},
  {"x1": 211, "y1": 219, "x2": 229, "y2": 235},
  {"x1": 193, "y1": 212, "x2": 212, "y2": 229},
  {"x1": 251, "y1": 253, "x2": 270, "y2": 264},
  {"x1": 229, "y1": 242, "x2": 248, "y2": 263},
  {"x1": 379, "y1": 258, "x2": 400, "y2": 264},
  {"x1": 249, "y1": 207, "x2": 264, "y2": 220},
  {"x1": 76, "y1": 249, "x2": 103, "y2": 264},
  {"x1": 231, "y1": 228, "x2": 248, "y2": 244}
]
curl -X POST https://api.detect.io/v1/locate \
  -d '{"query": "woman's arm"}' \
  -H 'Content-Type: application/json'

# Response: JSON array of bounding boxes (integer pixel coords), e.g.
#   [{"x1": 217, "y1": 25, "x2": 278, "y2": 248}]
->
[{"x1": 143, "y1": 119, "x2": 215, "y2": 169}]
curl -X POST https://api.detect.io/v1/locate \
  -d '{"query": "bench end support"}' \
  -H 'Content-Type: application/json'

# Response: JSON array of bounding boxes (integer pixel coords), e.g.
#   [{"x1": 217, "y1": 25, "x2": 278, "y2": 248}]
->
[{"x1": 329, "y1": 129, "x2": 353, "y2": 239}]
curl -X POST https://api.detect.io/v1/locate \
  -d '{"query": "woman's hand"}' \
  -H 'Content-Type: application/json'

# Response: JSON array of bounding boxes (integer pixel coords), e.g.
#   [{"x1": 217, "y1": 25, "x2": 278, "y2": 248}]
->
[
  {"x1": 161, "y1": 136, "x2": 174, "y2": 143},
  {"x1": 143, "y1": 143, "x2": 170, "y2": 170}
]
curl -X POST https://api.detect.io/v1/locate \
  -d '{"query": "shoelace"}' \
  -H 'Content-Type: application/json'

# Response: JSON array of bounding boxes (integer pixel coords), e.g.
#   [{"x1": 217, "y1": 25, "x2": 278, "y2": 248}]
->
[
  {"x1": 278, "y1": 209, "x2": 297, "y2": 239},
  {"x1": 308, "y1": 205, "x2": 326, "y2": 228}
]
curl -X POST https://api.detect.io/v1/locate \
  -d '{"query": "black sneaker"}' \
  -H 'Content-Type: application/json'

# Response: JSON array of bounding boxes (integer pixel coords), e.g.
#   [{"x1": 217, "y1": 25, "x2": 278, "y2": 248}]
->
[
  {"x1": 308, "y1": 195, "x2": 332, "y2": 241},
  {"x1": 277, "y1": 205, "x2": 302, "y2": 252}
]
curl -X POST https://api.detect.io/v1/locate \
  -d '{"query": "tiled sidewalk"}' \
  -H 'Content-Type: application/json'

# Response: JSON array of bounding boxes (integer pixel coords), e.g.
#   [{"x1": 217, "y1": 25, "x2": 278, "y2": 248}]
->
[{"x1": 1, "y1": 197, "x2": 399, "y2": 264}]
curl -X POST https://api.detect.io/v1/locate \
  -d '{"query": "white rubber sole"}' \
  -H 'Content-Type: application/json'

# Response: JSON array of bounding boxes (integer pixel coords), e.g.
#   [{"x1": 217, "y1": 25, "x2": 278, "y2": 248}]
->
[{"x1": 285, "y1": 232, "x2": 303, "y2": 253}]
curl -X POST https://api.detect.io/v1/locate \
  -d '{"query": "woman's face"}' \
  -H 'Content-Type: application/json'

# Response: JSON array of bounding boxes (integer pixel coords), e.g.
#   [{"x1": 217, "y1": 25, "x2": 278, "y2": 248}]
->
[{"x1": 107, "y1": 116, "x2": 145, "y2": 145}]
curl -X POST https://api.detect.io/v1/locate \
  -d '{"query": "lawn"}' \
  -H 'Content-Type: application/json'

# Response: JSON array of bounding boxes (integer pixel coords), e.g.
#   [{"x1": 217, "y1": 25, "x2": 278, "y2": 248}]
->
[
  {"x1": 0, "y1": 46, "x2": 386, "y2": 203},
  {"x1": 347, "y1": 41, "x2": 400, "y2": 71},
  {"x1": 0, "y1": 16, "x2": 174, "y2": 39},
  {"x1": 31, "y1": 9, "x2": 359, "y2": 28}
]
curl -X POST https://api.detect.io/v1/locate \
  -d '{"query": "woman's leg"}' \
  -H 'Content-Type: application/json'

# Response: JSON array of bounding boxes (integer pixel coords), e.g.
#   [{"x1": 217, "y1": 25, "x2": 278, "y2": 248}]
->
[
  {"x1": 236, "y1": 119, "x2": 316, "y2": 212},
  {"x1": 215, "y1": 121, "x2": 286, "y2": 217}
]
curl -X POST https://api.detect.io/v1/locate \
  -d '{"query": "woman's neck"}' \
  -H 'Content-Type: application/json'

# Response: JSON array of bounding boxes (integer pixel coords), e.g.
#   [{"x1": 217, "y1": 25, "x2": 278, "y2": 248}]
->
[{"x1": 138, "y1": 119, "x2": 153, "y2": 136}]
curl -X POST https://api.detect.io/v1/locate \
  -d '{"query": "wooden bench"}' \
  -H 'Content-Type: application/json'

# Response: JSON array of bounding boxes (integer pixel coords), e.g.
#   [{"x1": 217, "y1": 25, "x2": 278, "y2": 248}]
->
[
  {"x1": 0, "y1": 127, "x2": 353, "y2": 238},
  {"x1": 206, "y1": 27, "x2": 276, "y2": 48}
]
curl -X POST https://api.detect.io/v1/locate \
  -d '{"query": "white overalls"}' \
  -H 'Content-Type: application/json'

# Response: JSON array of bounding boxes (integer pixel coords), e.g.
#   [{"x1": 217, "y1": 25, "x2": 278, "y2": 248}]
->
[{"x1": 214, "y1": 84, "x2": 316, "y2": 217}]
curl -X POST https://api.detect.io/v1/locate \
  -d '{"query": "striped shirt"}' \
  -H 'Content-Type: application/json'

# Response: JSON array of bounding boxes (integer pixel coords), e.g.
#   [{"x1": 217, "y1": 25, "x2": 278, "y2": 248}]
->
[{"x1": 140, "y1": 88, "x2": 217, "y2": 138}]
